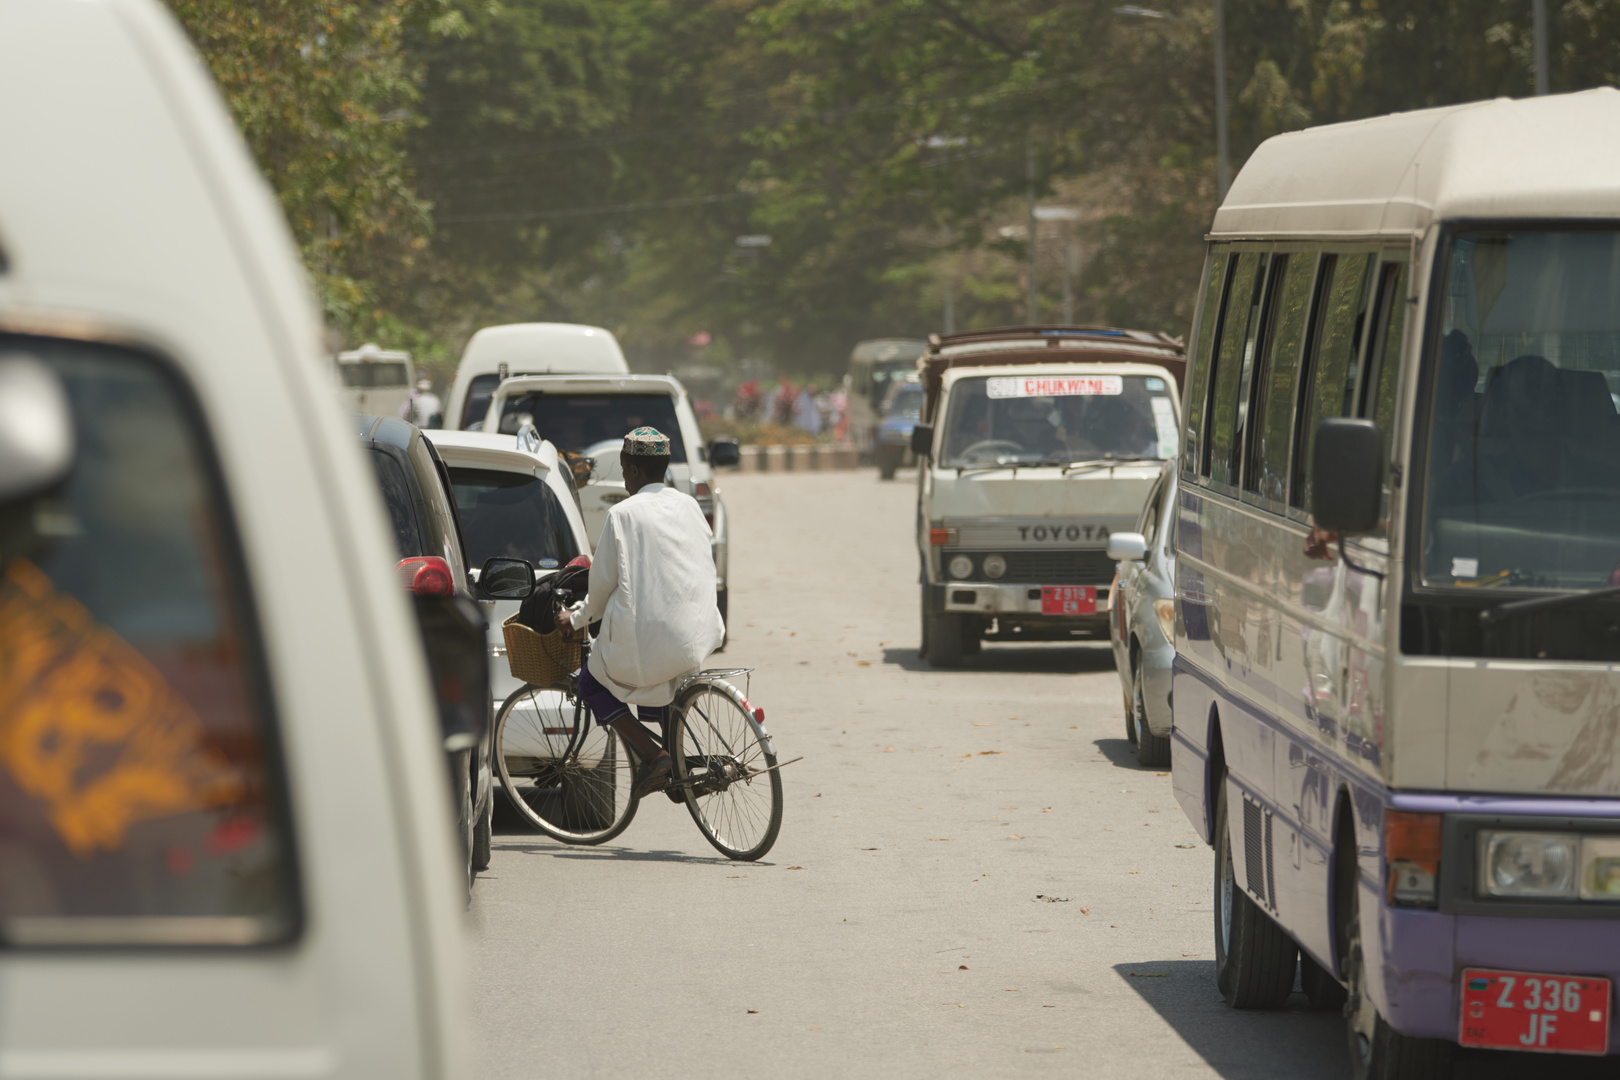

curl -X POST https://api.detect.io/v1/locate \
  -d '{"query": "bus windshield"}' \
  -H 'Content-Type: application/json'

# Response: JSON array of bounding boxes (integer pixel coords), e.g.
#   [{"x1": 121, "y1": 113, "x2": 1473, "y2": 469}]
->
[
  {"x1": 939, "y1": 373, "x2": 1179, "y2": 468},
  {"x1": 1421, "y1": 230, "x2": 1620, "y2": 590}
]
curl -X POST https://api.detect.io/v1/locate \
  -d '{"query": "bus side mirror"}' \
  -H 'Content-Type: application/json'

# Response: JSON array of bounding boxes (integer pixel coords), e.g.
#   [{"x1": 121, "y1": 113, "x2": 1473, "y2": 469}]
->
[
  {"x1": 910, "y1": 424, "x2": 933, "y2": 458},
  {"x1": 1310, "y1": 418, "x2": 1382, "y2": 535},
  {"x1": 0, "y1": 353, "x2": 75, "y2": 504}
]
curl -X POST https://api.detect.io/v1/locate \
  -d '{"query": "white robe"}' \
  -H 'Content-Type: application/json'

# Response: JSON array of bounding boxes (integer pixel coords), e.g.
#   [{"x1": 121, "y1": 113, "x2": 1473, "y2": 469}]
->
[{"x1": 568, "y1": 485, "x2": 725, "y2": 706}]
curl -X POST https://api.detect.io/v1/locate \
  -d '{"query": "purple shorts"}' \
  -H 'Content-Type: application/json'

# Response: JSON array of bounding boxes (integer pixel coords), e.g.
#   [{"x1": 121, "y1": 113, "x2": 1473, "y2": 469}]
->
[{"x1": 577, "y1": 664, "x2": 664, "y2": 729}]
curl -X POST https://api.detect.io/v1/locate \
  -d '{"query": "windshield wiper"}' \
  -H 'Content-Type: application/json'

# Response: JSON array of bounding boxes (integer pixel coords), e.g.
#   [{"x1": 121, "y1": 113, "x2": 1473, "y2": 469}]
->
[
  {"x1": 957, "y1": 461, "x2": 1026, "y2": 475},
  {"x1": 1478, "y1": 582, "x2": 1620, "y2": 626},
  {"x1": 1061, "y1": 457, "x2": 1161, "y2": 475}
]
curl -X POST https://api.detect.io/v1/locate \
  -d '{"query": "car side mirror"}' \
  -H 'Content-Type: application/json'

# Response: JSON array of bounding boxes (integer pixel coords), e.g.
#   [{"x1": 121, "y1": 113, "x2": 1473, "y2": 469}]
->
[
  {"x1": 480, "y1": 557, "x2": 536, "y2": 600},
  {"x1": 709, "y1": 438, "x2": 741, "y2": 468},
  {"x1": 1310, "y1": 418, "x2": 1382, "y2": 535},
  {"x1": 0, "y1": 352, "x2": 75, "y2": 503},
  {"x1": 1106, "y1": 532, "x2": 1148, "y2": 561},
  {"x1": 910, "y1": 424, "x2": 933, "y2": 457}
]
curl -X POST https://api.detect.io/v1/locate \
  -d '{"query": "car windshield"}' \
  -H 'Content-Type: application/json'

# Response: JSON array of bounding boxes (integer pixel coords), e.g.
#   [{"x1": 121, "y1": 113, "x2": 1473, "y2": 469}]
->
[
  {"x1": 1421, "y1": 230, "x2": 1620, "y2": 590},
  {"x1": 885, "y1": 383, "x2": 924, "y2": 418},
  {"x1": 495, "y1": 392, "x2": 687, "y2": 463},
  {"x1": 939, "y1": 373, "x2": 1179, "y2": 467},
  {"x1": 448, "y1": 467, "x2": 579, "y2": 569}
]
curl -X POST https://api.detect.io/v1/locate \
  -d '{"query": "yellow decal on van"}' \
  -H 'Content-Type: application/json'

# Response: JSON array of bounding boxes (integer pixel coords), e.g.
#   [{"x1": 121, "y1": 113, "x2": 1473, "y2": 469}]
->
[{"x1": 0, "y1": 558, "x2": 244, "y2": 856}]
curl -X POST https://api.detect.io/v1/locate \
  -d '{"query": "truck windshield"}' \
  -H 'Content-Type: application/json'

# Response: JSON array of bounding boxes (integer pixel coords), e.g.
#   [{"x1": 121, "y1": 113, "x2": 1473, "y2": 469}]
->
[
  {"x1": 939, "y1": 373, "x2": 1178, "y2": 467},
  {"x1": 1421, "y1": 230, "x2": 1620, "y2": 590}
]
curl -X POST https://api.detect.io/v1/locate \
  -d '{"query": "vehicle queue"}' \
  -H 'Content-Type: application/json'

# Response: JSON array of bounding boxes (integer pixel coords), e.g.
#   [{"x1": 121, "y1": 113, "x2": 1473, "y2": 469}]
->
[
  {"x1": 890, "y1": 89, "x2": 1620, "y2": 1079},
  {"x1": 7, "y1": 0, "x2": 1620, "y2": 1074}
]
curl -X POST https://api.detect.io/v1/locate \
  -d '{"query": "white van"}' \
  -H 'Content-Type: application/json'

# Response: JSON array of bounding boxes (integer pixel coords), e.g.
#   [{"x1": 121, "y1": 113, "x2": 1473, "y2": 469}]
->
[
  {"x1": 0, "y1": 2, "x2": 472, "y2": 1076},
  {"x1": 910, "y1": 327, "x2": 1185, "y2": 666},
  {"x1": 444, "y1": 323, "x2": 630, "y2": 431},
  {"x1": 335, "y1": 342, "x2": 414, "y2": 418}
]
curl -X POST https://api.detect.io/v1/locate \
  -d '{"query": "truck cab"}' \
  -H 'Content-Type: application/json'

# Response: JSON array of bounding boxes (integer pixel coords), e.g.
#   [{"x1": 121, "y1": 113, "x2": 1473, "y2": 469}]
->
[{"x1": 911, "y1": 327, "x2": 1184, "y2": 666}]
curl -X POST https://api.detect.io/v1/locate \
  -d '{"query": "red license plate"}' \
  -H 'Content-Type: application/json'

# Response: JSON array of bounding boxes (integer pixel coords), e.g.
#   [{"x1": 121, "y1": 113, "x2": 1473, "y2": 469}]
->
[
  {"x1": 1041, "y1": 585, "x2": 1096, "y2": 615},
  {"x1": 1458, "y1": 968, "x2": 1611, "y2": 1055}
]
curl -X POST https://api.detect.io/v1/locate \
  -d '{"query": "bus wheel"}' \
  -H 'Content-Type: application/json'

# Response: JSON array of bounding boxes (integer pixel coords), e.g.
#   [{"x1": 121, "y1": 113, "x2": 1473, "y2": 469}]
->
[
  {"x1": 1343, "y1": 886, "x2": 1454, "y2": 1079},
  {"x1": 1212, "y1": 782, "x2": 1297, "y2": 1008}
]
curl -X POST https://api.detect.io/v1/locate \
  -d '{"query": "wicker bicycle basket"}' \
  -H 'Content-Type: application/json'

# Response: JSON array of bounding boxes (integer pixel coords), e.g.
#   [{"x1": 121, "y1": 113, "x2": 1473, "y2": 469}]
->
[{"x1": 501, "y1": 612, "x2": 581, "y2": 690}]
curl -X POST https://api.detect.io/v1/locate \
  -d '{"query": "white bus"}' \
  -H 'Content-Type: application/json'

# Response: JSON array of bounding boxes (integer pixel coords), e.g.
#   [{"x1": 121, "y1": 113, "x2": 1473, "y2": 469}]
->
[{"x1": 1171, "y1": 89, "x2": 1620, "y2": 1076}]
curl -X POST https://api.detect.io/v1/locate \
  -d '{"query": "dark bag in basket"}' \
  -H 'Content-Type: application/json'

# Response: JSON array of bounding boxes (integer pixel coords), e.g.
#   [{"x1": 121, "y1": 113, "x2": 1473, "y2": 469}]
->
[{"x1": 515, "y1": 562, "x2": 590, "y2": 632}]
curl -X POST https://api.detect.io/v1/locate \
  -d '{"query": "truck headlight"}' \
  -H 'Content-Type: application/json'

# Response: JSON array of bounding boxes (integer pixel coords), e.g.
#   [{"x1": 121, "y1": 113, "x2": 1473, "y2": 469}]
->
[
  {"x1": 982, "y1": 554, "x2": 1006, "y2": 579},
  {"x1": 1479, "y1": 831, "x2": 1580, "y2": 898},
  {"x1": 948, "y1": 555, "x2": 974, "y2": 579}
]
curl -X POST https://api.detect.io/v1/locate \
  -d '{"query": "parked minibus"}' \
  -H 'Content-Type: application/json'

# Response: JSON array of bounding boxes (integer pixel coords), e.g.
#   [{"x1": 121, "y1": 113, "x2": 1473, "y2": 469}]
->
[{"x1": 1171, "y1": 89, "x2": 1620, "y2": 1076}]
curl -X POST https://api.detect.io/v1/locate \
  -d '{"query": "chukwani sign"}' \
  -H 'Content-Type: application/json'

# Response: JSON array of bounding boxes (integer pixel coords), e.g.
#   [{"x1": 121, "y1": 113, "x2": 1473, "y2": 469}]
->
[{"x1": 986, "y1": 375, "x2": 1123, "y2": 399}]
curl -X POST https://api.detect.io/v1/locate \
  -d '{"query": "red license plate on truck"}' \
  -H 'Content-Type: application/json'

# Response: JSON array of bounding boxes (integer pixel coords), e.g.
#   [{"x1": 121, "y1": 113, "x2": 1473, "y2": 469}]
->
[
  {"x1": 1041, "y1": 586, "x2": 1096, "y2": 615},
  {"x1": 1458, "y1": 968, "x2": 1611, "y2": 1055}
]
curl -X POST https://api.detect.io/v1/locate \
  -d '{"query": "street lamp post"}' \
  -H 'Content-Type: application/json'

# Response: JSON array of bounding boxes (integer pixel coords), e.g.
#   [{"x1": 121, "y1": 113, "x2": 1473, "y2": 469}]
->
[{"x1": 1114, "y1": 3, "x2": 1231, "y2": 200}]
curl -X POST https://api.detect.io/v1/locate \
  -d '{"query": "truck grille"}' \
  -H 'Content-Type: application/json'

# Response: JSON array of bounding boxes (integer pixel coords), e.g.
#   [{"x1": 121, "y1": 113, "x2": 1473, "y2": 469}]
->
[{"x1": 948, "y1": 549, "x2": 1115, "y2": 585}]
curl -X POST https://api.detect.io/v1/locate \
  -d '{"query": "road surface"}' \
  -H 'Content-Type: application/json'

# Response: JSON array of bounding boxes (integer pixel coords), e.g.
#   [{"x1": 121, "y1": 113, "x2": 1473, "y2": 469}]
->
[{"x1": 471, "y1": 469, "x2": 1588, "y2": 1080}]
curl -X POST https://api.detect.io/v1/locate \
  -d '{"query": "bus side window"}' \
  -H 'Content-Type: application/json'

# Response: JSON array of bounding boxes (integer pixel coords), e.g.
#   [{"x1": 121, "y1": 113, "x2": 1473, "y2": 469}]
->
[
  {"x1": 1204, "y1": 252, "x2": 1267, "y2": 488},
  {"x1": 1245, "y1": 254, "x2": 1317, "y2": 504},
  {"x1": 1292, "y1": 253, "x2": 1374, "y2": 513},
  {"x1": 1363, "y1": 260, "x2": 1409, "y2": 530},
  {"x1": 1183, "y1": 250, "x2": 1232, "y2": 476}
]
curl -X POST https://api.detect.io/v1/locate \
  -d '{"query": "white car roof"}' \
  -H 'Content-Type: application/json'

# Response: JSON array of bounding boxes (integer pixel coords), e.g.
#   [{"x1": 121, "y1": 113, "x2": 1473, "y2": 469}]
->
[
  {"x1": 494, "y1": 372, "x2": 684, "y2": 396},
  {"x1": 1215, "y1": 88, "x2": 1620, "y2": 239}
]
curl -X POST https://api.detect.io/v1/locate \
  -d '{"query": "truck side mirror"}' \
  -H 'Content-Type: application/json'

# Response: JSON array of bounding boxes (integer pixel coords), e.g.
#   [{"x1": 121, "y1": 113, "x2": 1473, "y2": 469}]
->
[
  {"x1": 0, "y1": 352, "x2": 75, "y2": 503},
  {"x1": 708, "y1": 438, "x2": 741, "y2": 468},
  {"x1": 910, "y1": 424, "x2": 933, "y2": 458},
  {"x1": 1310, "y1": 418, "x2": 1382, "y2": 535}
]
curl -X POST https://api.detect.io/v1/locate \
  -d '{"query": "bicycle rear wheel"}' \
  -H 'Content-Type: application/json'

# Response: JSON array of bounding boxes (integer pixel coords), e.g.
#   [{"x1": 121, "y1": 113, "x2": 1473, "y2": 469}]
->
[
  {"x1": 669, "y1": 680, "x2": 782, "y2": 861},
  {"x1": 495, "y1": 684, "x2": 638, "y2": 845}
]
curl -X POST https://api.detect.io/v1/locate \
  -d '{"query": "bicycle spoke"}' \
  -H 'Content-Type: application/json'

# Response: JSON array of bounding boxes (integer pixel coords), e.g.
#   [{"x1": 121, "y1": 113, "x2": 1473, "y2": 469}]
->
[
  {"x1": 672, "y1": 682, "x2": 782, "y2": 861},
  {"x1": 496, "y1": 685, "x2": 639, "y2": 845}
]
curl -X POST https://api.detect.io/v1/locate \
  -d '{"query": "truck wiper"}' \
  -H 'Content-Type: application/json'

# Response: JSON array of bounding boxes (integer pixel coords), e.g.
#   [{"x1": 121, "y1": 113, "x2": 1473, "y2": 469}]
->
[
  {"x1": 1478, "y1": 582, "x2": 1620, "y2": 626},
  {"x1": 1061, "y1": 456, "x2": 1160, "y2": 475},
  {"x1": 957, "y1": 461, "x2": 1023, "y2": 475}
]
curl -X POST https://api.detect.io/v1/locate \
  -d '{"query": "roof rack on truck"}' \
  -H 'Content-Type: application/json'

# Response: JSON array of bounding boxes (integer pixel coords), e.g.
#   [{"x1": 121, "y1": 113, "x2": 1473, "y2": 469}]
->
[{"x1": 918, "y1": 325, "x2": 1185, "y2": 422}]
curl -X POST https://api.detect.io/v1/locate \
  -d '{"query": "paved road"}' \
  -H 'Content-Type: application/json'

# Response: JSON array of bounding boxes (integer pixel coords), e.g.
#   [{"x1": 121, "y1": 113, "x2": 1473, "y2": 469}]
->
[{"x1": 471, "y1": 470, "x2": 1588, "y2": 1080}]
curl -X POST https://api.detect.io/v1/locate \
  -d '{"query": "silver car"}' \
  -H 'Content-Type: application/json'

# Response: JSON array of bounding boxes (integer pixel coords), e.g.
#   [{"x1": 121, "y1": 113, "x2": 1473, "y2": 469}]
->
[{"x1": 1106, "y1": 461, "x2": 1178, "y2": 766}]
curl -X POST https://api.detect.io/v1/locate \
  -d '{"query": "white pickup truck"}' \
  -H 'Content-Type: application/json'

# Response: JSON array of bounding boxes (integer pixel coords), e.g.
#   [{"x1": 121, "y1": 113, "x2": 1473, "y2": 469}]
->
[{"x1": 910, "y1": 327, "x2": 1185, "y2": 666}]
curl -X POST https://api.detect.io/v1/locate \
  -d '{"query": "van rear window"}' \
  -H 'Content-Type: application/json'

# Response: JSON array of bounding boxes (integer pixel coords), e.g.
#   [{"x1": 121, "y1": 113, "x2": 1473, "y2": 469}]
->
[
  {"x1": 496, "y1": 393, "x2": 688, "y2": 463},
  {"x1": 0, "y1": 336, "x2": 297, "y2": 946}
]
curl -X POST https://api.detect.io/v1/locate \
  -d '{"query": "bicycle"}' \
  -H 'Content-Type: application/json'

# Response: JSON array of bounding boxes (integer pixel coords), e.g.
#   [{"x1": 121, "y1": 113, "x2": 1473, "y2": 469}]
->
[{"x1": 494, "y1": 641, "x2": 787, "y2": 861}]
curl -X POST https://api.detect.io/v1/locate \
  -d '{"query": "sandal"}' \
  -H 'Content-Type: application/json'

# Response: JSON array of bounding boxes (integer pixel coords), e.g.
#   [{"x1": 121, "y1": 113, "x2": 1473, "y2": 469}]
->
[{"x1": 633, "y1": 752, "x2": 671, "y2": 798}]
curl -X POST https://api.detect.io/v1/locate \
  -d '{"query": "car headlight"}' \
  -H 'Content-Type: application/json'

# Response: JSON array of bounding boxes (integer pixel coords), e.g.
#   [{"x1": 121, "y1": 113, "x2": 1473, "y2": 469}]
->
[
  {"x1": 948, "y1": 554, "x2": 974, "y2": 579},
  {"x1": 1153, "y1": 598, "x2": 1176, "y2": 643},
  {"x1": 982, "y1": 554, "x2": 1006, "y2": 579},
  {"x1": 1479, "y1": 831, "x2": 1581, "y2": 898}
]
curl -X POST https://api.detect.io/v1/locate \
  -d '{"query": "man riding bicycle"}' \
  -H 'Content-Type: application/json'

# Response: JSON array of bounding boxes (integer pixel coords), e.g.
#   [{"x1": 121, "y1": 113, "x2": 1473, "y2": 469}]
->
[{"x1": 554, "y1": 427, "x2": 725, "y2": 796}]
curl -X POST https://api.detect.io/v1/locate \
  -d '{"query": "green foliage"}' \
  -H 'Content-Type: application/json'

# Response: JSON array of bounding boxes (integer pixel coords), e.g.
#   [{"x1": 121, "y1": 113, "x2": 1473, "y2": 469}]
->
[{"x1": 171, "y1": 0, "x2": 1620, "y2": 378}]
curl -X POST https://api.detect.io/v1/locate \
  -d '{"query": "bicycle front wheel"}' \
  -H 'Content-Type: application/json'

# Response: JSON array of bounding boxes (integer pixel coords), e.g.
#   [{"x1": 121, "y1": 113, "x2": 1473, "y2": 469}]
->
[
  {"x1": 495, "y1": 684, "x2": 638, "y2": 845},
  {"x1": 669, "y1": 680, "x2": 782, "y2": 861}
]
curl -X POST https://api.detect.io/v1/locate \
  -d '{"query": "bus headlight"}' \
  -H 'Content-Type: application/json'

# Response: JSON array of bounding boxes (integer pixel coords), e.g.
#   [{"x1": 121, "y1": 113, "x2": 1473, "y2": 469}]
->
[
  {"x1": 982, "y1": 554, "x2": 1007, "y2": 579},
  {"x1": 1479, "y1": 831, "x2": 1580, "y2": 898},
  {"x1": 948, "y1": 555, "x2": 974, "y2": 579}
]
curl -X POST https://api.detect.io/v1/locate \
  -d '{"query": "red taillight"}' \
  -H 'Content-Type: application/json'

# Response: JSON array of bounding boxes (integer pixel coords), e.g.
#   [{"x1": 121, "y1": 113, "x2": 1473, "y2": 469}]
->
[
  {"x1": 397, "y1": 556, "x2": 455, "y2": 596},
  {"x1": 567, "y1": 555, "x2": 591, "y2": 569}
]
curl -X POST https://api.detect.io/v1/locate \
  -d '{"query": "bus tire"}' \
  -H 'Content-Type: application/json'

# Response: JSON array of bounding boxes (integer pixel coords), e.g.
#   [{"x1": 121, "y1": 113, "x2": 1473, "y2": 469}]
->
[
  {"x1": 1344, "y1": 884, "x2": 1455, "y2": 1079},
  {"x1": 1213, "y1": 782, "x2": 1297, "y2": 1009}
]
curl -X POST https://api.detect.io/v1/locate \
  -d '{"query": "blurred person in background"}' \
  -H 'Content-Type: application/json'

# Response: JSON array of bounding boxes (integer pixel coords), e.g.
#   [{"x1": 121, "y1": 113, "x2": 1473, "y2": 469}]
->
[{"x1": 401, "y1": 374, "x2": 443, "y2": 428}]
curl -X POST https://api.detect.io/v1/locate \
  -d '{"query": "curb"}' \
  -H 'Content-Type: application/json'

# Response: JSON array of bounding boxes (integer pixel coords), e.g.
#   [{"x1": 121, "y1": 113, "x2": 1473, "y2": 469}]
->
[{"x1": 734, "y1": 444, "x2": 860, "y2": 472}]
